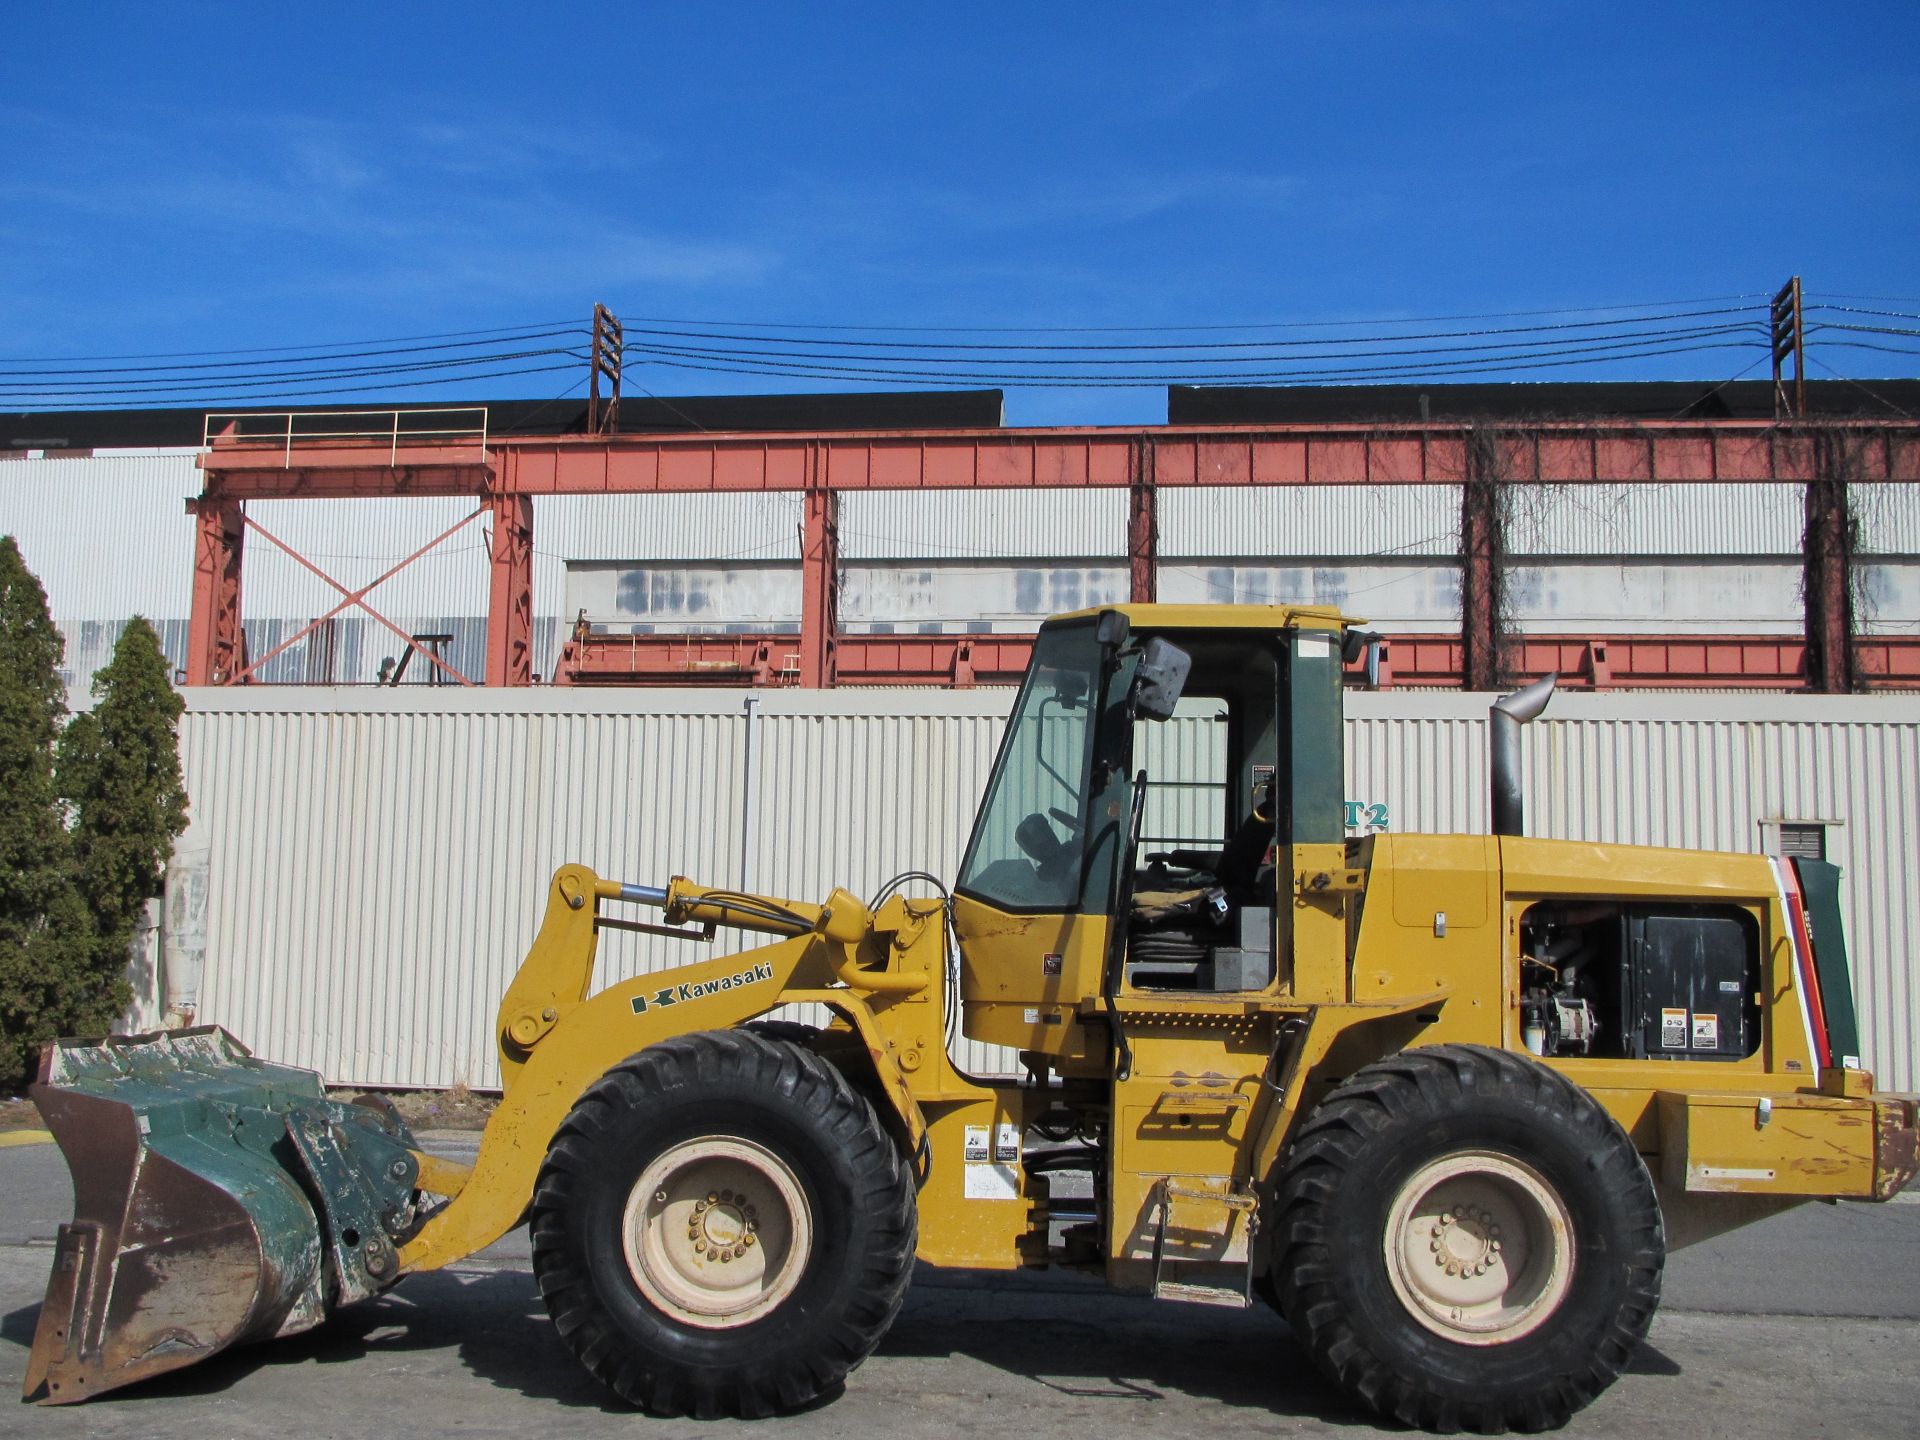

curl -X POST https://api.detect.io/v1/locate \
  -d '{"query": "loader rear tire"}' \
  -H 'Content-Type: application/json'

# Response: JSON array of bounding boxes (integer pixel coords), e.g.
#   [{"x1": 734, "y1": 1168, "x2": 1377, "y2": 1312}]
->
[
  {"x1": 531, "y1": 1029, "x2": 917, "y2": 1418},
  {"x1": 1271, "y1": 1044, "x2": 1663, "y2": 1434}
]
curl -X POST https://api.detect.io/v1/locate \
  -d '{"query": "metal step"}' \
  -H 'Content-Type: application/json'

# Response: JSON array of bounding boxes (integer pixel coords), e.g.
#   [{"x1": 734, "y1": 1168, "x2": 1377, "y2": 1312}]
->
[{"x1": 1153, "y1": 1279, "x2": 1253, "y2": 1309}]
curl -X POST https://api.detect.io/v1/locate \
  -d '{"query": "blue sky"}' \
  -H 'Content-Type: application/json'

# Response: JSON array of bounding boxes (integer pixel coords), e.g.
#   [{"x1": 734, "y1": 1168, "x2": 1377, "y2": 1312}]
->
[{"x1": 2, "y1": 3, "x2": 1915, "y2": 424}]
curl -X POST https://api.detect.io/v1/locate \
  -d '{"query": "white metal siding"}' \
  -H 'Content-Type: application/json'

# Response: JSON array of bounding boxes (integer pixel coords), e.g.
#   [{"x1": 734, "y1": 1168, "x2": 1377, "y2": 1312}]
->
[
  {"x1": 1157, "y1": 560, "x2": 1461, "y2": 630},
  {"x1": 537, "y1": 493, "x2": 803, "y2": 563},
  {"x1": 1505, "y1": 483, "x2": 1804, "y2": 556},
  {"x1": 177, "y1": 688, "x2": 1920, "y2": 1093},
  {"x1": 839, "y1": 490, "x2": 1125, "y2": 559},
  {"x1": 1160, "y1": 485, "x2": 1460, "y2": 558},
  {"x1": 1854, "y1": 483, "x2": 1920, "y2": 555}
]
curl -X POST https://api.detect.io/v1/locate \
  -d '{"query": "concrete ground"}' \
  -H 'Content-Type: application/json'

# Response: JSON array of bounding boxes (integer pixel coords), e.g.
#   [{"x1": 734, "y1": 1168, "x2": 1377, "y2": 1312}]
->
[{"x1": 2, "y1": 1134, "x2": 1916, "y2": 1439}]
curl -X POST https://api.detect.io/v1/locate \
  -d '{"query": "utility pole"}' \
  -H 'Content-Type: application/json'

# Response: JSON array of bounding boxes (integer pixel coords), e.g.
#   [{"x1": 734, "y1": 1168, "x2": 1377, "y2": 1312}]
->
[
  {"x1": 1771, "y1": 277, "x2": 1805, "y2": 422},
  {"x1": 588, "y1": 303, "x2": 624, "y2": 435}
]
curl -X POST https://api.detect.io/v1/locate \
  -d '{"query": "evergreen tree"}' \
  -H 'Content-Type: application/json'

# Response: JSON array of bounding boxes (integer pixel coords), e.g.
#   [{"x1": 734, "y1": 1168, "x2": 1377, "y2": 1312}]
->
[
  {"x1": 57, "y1": 616, "x2": 188, "y2": 1039},
  {"x1": 0, "y1": 537, "x2": 95, "y2": 1088}
]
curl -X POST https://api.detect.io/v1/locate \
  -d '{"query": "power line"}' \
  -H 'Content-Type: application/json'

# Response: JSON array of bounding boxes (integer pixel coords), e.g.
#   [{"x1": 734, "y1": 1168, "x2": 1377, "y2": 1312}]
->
[
  {"x1": 613, "y1": 293, "x2": 1769, "y2": 335},
  {"x1": 611, "y1": 306, "x2": 1764, "y2": 355},
  {"x1": 3, "y1": 360, "x2": 584, "y2": 410},
  {"x1": 0, "y1": 347, "x2": 590, "y2": 400},
  {"x1": 636, "y1": 338, "x2": 1762, "y2": 390},
  {"x1": 618, "y1": 321, "x2": 1761, "y2": 372},
  {"x1": 0, "y1": 319, "x2": 586, "y2": 366},
  {"x1": 0, "y1": 327, "x2": 588, "y2": 380}
]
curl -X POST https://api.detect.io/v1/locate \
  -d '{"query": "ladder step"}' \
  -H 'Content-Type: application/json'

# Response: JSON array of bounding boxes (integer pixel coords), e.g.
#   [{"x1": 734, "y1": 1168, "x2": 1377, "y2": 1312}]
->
[{"x1": 1153, "y1": 1279, "x2": 1252, "y2": 1309}]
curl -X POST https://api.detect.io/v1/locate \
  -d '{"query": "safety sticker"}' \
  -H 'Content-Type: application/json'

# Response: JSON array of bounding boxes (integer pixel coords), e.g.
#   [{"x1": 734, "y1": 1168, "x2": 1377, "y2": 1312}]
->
[
  {"x1": 1692, "y1": 1014, "x2": 1719, "y2": 1051},
  {"x1": 1661, "y1": 1008, "x2": 1689, "y2": 1049},
  {"x1": 994, "y1": 1123, "x2": 1021, "y2": 1164},
  {"x1": 962, "y1": 1124, "x2": 1020, "y2": 1200},
  {"x1": 964, "y1": 1163, "x2": 1018, "y2": 1200},
  {"x1": 1042, "y1": 953, "x2": 1063, "y2": 976}
]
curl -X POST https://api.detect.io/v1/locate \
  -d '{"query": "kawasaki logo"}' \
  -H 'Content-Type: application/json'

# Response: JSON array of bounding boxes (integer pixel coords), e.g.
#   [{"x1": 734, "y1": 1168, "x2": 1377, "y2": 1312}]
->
[{"x1": 631, "y1": 961, "x2": 775, "y2": 1015}]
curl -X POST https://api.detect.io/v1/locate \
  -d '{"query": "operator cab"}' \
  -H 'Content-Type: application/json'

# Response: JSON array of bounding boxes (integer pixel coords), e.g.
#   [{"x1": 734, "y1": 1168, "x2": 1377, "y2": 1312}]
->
[{"x1": 954, "y1": 605, "x2": 1352, "y2": 1013}]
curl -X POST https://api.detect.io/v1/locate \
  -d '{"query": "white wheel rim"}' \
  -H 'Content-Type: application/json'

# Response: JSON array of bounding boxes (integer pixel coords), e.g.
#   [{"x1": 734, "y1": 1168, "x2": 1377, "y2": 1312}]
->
[
  {"x1": 620, "y1": 1136, "x2": 813, "y2": 1329},
  {"x1": 1382, "y1": 1150, "x2": 1574, "y2": 1345}
]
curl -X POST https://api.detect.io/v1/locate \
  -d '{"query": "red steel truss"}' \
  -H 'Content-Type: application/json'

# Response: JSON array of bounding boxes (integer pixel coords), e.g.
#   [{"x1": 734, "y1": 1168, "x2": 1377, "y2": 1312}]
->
[{"x1": 188, "y1": 418, "x2": 1920, "y2": 691}]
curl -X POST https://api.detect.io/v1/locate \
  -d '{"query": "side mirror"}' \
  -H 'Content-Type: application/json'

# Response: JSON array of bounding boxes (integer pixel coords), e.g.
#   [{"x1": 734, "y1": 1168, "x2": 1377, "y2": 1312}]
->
[
  {"x1": 1095, "y1": 610, "x2": 1131, "y2": 648},
  {"x1": 1132, "y1": 636, "x2": 1192, "y2": 721}
]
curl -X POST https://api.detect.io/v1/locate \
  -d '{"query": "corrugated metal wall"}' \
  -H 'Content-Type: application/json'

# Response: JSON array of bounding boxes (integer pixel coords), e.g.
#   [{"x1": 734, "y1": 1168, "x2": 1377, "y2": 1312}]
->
[
  {"x1": 1160, "y1": 484, "x2": 1460, "y2": 558},
  {"x1": 1505, "y1": 482, "x2": 1804, "y2": 556},
  {"x1": 175, "y1": 687, "x2": 1920, "y2": 1092},
  {"x1": 840, "y1": 490, "x2": 1123, "y2": 559}
]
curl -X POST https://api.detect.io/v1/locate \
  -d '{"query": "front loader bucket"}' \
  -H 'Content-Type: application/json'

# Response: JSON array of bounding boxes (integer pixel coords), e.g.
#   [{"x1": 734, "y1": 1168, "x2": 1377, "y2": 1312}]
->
[{"x1": 22, "y1": 1027, "x2": 423, "y2": 1404}]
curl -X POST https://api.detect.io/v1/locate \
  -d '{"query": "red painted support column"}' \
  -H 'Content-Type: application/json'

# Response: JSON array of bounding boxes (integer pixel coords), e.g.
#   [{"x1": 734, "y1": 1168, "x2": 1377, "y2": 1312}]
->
[
  {"x1": 799, "y1": 469, "x2": 838, "y2": 688},
  {"x1": 1129, "y1": 439, "x2": 1157, "y2": 604},
  {"x1": 1803, "y1": 433, "x2": 1856, "y2": 693},
  {"x1": 185, "y1": 494, "x2": 245, "y2": 685},
  {"x1": 1459, "y1": 433, "x2": 1505, "y2": 691},
  {"x1": 486, "y1": 492, "x2": 535, "y2": 686}
]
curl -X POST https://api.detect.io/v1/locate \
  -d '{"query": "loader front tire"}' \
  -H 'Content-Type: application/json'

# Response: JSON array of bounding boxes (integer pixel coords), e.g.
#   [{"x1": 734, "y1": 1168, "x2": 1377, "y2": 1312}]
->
[
  {"x1": 1271, "y1": 1044, "x2": 1663, "y2": 1434},
  {"x1": 531, "y1": 1029, "x2": 917, "y2": 1418}
]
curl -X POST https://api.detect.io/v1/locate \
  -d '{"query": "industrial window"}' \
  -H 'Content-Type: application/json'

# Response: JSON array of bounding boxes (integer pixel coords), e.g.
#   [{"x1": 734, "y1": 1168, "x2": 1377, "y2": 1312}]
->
[{"x1": 1776, "y1": 823, "x2": 1827, "y2": 862}]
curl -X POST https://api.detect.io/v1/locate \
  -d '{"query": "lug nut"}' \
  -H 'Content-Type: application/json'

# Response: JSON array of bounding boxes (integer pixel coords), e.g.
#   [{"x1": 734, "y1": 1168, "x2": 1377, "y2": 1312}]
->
[
  {"x1": 655, "y1": 1189, "x2": 668, "y2": 1204},
  {"x1": 743, "y1": 1234, "x2": 755, "y2": 1248},
  {"x1": 1490, "y1": 1240, "x2": 1502, "y2": 1253}
]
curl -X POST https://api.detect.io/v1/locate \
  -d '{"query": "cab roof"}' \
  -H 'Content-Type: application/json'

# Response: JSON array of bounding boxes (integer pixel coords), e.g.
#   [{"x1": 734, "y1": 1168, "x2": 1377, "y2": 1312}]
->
[{"x1": 1046, "y1": 602, "x2": 1356, "y2": 633}]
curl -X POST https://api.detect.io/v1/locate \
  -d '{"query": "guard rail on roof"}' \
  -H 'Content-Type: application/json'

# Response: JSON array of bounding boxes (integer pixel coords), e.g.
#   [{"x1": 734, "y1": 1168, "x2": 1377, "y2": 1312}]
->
[{"x1": 201, "y1": 407, "x2": 489, "y2": 467}]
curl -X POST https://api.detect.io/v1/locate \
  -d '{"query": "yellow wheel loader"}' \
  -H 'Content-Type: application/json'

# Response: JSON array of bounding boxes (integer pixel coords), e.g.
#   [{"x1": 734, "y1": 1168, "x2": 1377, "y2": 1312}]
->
[{"x1": 23, "y1": 604, "x2": 1919, "y2": 1432}]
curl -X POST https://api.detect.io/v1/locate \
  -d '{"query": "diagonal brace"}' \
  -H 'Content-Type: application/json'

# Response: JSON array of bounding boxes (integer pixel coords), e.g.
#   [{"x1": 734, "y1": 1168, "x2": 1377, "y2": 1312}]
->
[{"x1": 230, "y1": 508, "x2": 485, "y2": 685}]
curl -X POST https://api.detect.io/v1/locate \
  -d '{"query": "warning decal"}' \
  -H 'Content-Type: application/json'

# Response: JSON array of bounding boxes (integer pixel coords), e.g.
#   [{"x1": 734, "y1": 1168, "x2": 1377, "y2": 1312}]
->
[
  {"x1": 1692, "y1": 1014, "x2": 1719, "y2": 1051},
  {"x1": 1660, "y1": 1008, "x2": 1689, "y2": 1049},
  {"x1": 994, "y1": 1124, "x2": 1021, "y2": 1164},
  {"x1": 962, "y1": 1123, "x2": 1020, "y2": 1200}
]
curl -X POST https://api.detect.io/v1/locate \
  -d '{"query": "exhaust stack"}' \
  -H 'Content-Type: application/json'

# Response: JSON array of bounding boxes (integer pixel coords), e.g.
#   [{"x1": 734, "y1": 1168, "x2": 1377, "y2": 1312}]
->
[{"x1": 1490, "y1": 676, "x2": 1556, "y2": 837}]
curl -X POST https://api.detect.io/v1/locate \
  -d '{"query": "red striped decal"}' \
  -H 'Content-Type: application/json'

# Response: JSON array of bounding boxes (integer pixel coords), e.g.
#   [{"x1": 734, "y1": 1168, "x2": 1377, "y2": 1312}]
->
[{"x1": 1778, "y1": 860, "x2": 1832, "y2": 1070}]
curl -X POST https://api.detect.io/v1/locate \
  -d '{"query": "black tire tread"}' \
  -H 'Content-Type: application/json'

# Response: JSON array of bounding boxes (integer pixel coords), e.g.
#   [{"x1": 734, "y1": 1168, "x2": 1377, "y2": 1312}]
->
[
  {"x1": 531, "y1": 1029, "x2": 916, "y2": 1418},
  {"x1": 1273, "y1": 1043, "x2": 1664, "y2": 1435}
]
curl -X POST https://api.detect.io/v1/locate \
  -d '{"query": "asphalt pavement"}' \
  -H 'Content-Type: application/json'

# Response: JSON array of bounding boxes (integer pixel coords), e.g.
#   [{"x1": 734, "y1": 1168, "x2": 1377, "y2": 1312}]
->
[{"x1": 2, "y1": 1135, "x2": 1916, "y2": 1439}]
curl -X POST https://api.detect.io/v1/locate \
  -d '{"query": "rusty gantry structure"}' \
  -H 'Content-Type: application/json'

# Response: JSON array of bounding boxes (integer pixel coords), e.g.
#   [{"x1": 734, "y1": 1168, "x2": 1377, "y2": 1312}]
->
[{"x1": 184, "y1": 407, "x2": 1920, "y2": 693}]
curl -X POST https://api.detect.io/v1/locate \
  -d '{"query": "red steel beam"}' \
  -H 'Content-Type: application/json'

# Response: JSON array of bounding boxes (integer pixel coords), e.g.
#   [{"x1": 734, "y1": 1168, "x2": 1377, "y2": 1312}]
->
[
  {"x1": 1128, "y1": 437, "x2": 1157, "y2": 604},
  {"x1": 799, "y1": 456, "x2": 837, "y2": 687},
  {"x1": 191, "y1": 419, "x2": 1920, "y2": 692},
  {"x1": 486, "y1": 493, "x2": 535, "y2": 686},
  {"x1": 554, "y1": 630, "x2": 1920, "y2": 691},
  {"x1": 185, "y1": 496, "x2": 245, "y2": 685},
  {"x1": 197, "y1": 420, "x2": 1920, "y2": 501}
]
